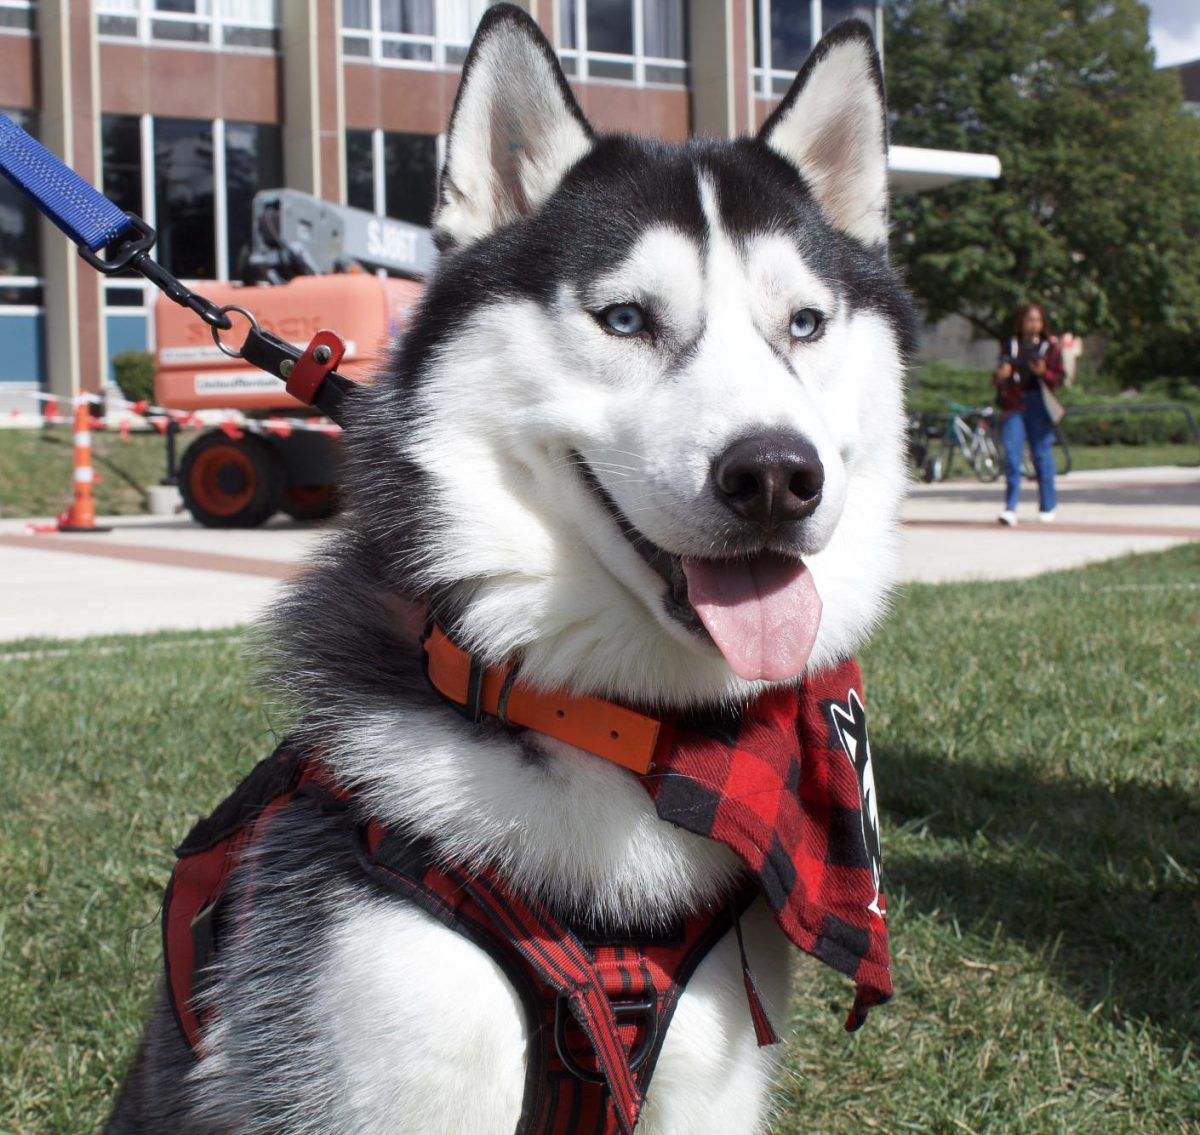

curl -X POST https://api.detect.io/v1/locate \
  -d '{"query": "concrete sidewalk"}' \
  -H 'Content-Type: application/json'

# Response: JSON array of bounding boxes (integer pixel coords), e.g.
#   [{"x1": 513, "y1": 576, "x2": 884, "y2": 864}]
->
[
  {"x1": 900, "y1": 465, "x2": 1199, "y2": 582},
  {"x1": 1, "y1": 466, "x2": 1196, "y2": 642}
]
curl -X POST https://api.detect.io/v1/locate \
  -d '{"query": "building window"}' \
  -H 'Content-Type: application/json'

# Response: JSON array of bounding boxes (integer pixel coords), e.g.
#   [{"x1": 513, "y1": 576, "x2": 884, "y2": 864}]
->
[
  {"x1": 101, "y1": 114, "x2": 144, "y2": 221},
  {"x1": 383, "y1": 132, "x2": 439, "y2": 226},
  {"x1": 0, "y1": 108, "x2": 44, "y2": 397},
  {"x1": 0, "y1": 0, "x2": 36, "y2": 34},
  {"x1": 102, "y1": 114, "x2": 281, "y2": 282},
  {"x1": 558, "y1": 0, "x2": 686, "y2": 85},
  {"x1": 98, "y1": 113, "x2": 280, "y2": 376},
  {"x1": 224, "y1": 121, "x2": 283, "y2": 275},
  {"x1": 0, "y1": 109, "x2": 41, "y2": 293},
  {"x1": 820, "y1": 1, "x2": 878, "y2": 35},
  {"x1": 345, "y1": 129, "x2": 376, "y2": 213},
  {"x1": 344, "y1": 128, "x2": 439, "y2": 228},
  {"x1": 753, "y1": 0, "x2": 877, "y2": 99},
  {"x1": 154, "y1": 118, "x2": 216, "y2": 279},
  {"x1": 342, "y1": 0, "x2": 491, "y2": 69},
  {"x1": 96, "y1": 0, "x2": 280, "y2": 52}
]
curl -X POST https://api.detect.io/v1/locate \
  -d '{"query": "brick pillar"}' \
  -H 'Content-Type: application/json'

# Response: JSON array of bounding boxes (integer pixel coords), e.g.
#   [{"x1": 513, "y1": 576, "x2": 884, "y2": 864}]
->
[
  {"x1": 281, "y1": 0, "x2": 346, "y2": 203},
  {"x1": 689, "y1": 0, "x2": 755, "y2": 140},
  {"x1": 38, "y1": 0, "x2": 106, "y2": 398}
]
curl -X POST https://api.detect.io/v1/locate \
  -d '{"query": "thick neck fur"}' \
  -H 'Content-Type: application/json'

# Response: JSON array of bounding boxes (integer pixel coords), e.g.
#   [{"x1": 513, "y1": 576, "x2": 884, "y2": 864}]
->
[{"x1": 261, "y1": 533, "x2": 744, "y2": 930}]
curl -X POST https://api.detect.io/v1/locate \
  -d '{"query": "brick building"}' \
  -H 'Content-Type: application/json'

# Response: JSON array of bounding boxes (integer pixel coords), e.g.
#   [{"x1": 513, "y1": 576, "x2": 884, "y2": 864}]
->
[{"x1": 0, "y1": 0, "x2": 997, "y2": 408}]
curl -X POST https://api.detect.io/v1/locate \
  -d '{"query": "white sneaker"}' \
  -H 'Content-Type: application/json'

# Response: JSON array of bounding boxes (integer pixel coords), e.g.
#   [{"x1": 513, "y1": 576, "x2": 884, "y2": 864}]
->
[
  {"x1": 1038, "y1": 510, "x2": 1056, "y2": 523},
  {"x1": 997, "y1": 510, "x2": 1017, "y2": 527}
]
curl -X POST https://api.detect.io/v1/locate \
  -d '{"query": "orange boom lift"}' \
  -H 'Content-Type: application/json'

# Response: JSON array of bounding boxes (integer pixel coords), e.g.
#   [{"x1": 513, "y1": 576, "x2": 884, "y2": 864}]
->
[{"x1": 153, "y1": 191, "x2": 433, "y2": 527}]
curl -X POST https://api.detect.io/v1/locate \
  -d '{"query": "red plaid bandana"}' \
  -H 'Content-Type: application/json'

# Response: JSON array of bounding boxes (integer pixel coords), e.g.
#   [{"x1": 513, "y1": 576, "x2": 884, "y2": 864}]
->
[{"x1": 644, "y1": 658, "x2": 891, "y2": 1030}]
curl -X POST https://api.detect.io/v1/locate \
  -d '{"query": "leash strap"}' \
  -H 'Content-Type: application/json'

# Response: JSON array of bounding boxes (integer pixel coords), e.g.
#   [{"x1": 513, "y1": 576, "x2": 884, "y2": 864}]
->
[
  {"x1": 0, "y1": 111, "x2": 232, "y2": 331},
  {"x1": 0, "y1": 112, "x2": 130, "y2": 252},
  {"x1": 0, "y1": 111, "x2": 360, "y2": 422}
]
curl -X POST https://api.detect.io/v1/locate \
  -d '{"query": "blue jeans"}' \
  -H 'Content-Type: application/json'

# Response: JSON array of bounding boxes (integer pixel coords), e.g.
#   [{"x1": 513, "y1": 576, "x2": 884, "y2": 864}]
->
[{"x1": 1000, "y1": 396, "x2": 1057, "y2": 513}]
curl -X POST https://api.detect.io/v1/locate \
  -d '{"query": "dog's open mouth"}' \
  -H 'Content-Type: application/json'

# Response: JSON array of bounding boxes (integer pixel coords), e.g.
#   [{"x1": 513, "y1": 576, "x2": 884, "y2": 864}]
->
[{"x1": 574, "y1": 455, "x2": 823, "y2": 681}]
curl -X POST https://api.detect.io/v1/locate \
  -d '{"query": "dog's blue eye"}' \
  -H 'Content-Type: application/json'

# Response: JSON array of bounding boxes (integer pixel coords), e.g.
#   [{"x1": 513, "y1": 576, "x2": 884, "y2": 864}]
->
[
  {"x1": 601, "y1": 304, "x2": 646, "y2": 337},
  {"x1": 790, "y1": 309, "x2": 823, "y2": 341}
]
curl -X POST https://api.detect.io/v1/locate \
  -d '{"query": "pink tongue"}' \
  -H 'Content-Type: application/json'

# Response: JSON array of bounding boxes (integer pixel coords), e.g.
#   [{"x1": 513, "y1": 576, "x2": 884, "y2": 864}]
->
[{"x1": 682, "y1": 553, "x2": 822, "y2": 681}]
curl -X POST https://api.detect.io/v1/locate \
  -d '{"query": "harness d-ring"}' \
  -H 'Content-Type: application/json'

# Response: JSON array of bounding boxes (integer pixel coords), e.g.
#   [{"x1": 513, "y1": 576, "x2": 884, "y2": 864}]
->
[
  {"x1": 554, "y1": 995, "x2": 658, "y2": 1085},
  {"x1": 211, "y1": 304, "x2": 260, "y2": 360}
]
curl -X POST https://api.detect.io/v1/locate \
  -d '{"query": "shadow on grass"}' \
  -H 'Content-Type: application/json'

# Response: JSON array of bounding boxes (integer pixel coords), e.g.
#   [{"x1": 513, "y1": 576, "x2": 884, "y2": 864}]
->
[{"x1": 879, "y1": 744, "x2": 1200, "y2": 1047}]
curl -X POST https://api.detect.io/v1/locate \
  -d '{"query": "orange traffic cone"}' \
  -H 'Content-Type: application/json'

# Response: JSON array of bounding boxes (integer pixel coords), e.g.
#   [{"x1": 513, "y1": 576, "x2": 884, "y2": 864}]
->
[{"x1": 57, "y1": 399, "x2": 111, "y2": 533}]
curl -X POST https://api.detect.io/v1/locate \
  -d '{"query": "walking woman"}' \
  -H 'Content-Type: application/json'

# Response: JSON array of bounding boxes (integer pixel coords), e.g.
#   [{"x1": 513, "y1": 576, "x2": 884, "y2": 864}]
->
[{"x1": 993, "y1": 303, "x2": 1065, "y2": 526}]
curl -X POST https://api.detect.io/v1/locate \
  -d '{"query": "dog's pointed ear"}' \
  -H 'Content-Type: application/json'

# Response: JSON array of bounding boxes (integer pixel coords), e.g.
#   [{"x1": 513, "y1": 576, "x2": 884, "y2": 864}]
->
[
  {"x1": 758, "y1": 21, "x2": 889, "y2": 247},
  {"x1": 435, "y1": 5, "x2": 594, "y2": 250}
]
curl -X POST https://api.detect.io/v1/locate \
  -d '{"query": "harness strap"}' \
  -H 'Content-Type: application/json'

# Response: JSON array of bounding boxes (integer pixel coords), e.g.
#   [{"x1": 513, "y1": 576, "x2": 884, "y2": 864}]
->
[
  {"x1": 447, "y1": 867, "x2": 643, "y2": 1135},
  {"x1": 165, "y1": 748, "x2": 768, "y2": 1134},
  {"x1": 359, "y1": 818, "x2": 759, "y2": 1135},
  {"x1": 162, "y1": 748, "x2": 336, "y2": 1052}
]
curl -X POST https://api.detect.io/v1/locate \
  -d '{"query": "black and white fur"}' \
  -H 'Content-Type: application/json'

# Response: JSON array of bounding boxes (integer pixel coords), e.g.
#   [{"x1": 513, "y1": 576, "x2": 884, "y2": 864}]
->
[{"x1": 109, "y1": 8, "x2": 915, "y2": 1132}]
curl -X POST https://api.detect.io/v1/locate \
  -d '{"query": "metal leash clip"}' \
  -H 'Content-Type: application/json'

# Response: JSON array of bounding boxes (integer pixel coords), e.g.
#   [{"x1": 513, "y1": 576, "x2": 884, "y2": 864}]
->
[{"x1": 77, "y1": 212, "x2": 232, "y2": 331}]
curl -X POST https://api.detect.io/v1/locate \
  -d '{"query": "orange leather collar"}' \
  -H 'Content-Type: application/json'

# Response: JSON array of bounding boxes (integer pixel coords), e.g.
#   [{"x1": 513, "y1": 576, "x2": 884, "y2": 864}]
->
[{"x1": 421, "y1": 623, "x2": 661, "y2": 774}]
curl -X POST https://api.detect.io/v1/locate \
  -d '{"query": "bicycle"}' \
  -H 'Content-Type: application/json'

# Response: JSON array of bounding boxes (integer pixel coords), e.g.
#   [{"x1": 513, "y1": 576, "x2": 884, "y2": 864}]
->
[
  {"x1": 916, "y1": 402, "x2": 1001, "y2": 483},
  {"x1": 1018, "y1": 423, "x2": 1073, "y2": 479}
]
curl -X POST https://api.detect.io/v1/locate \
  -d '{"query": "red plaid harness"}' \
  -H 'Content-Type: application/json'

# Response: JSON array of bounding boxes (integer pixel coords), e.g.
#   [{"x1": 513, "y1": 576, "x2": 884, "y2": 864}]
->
[
  {"x1": 358, "y1": 821, "x2": 762, "y2": 1134},
  {"x1": 164, "y1": 747, "x2": 762, "y2": 1135},
  {"x1": 163, "y1": 645, "x2": 890, "y2": 1134}
]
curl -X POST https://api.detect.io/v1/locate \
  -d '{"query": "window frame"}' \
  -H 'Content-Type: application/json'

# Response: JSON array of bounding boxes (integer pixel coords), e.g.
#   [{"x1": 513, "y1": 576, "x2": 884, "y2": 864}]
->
[
  {"x1": 0, "y1": 0, "x2": 35, "y2": 36},
  {"x1": 558, "y1": 0, "x2": 687, "y2": 88},
  {"x1": 752, "y1": 0, "x2": 880, "y2": 100},
  {"x1": 95, "y1": 0, "x2": 280, "y2": 54},
  {"x1": 341, "y1": 0, "x2": 489, "y2": 71},
  {"x1": 344, "y1": 125, "x2": 444, "y2": 230},
  {"x1": 97, "y1": 111, "x2": 282, "y2": 362}
]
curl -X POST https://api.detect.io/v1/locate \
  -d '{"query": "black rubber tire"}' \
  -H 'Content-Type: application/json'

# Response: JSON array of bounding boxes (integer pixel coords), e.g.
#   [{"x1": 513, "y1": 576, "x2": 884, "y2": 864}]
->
[
  {"x1": 974, "y1": 435, "x2": 1002, "y2": 482},
  {"x1": 179, "y1": 431, "x2": 285, "y2": 528}
]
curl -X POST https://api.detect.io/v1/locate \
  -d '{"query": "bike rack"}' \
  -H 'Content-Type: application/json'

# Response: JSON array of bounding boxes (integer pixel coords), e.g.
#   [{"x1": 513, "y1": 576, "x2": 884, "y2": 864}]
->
[
  {"x1": 1055, "y1": 401, "x2": 1200, "y2": 460},
  {"x1": 907, "y1": 408, "x2": 1072, "y2": 481},
  {"x1": 909, "y1": 399, "x2": 1199, "y2": 482}
]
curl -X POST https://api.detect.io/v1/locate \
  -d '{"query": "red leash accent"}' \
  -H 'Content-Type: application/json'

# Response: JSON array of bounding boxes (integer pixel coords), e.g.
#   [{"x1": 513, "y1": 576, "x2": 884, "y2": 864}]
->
[{"x1": 284, "y1": 328, "x2": 346, "y2": 405}]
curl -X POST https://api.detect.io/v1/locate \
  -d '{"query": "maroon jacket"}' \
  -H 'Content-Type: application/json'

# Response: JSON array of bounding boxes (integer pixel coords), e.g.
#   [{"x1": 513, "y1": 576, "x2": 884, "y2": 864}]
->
[{"x1": 993, "y1": 335, "x2": 1065, "y2": 413}]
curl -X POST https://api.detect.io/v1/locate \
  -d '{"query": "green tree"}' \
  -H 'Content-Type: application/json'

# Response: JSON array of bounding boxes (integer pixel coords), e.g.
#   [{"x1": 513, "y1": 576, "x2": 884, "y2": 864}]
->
[{"x1": 885, "y1": 0, "x2": 1200, "y2": 381}]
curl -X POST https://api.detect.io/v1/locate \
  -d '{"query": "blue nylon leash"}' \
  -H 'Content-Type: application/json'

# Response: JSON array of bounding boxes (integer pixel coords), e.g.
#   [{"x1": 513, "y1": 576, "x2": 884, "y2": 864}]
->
[
  {"x1": 0, "y1": 111, "x2": 131, "y2": 252},
  {"x1": 0, "y1": 110, "x2": 359, "y2": 423},
  {"x1": 0, "y1": 111, "x2": 230, "y2": 329}
]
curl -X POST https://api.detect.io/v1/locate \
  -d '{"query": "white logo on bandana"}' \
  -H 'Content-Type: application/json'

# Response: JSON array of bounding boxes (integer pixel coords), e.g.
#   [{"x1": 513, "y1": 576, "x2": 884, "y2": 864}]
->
[{"x1": 830, "y1": 689, "x2": 882, "y2": 916}]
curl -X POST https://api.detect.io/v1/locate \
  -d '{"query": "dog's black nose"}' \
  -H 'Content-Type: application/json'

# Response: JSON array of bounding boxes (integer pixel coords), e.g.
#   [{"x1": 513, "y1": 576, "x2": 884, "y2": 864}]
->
[{"x1": 712, "y1": 433, "x2": 824, "y2": 529}]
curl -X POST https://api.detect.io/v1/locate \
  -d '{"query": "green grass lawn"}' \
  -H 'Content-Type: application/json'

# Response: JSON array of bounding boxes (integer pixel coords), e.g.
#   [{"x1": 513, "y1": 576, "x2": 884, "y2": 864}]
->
[
  {"x1": 0, "y1": 427, "x2": 173, "y2": 519},
  {"x1": 2, "y1": 548, "x2": 1198, "y2": 1133},
  {"x1": 1065, "y1": 443, "x2": 1198, "y2": 472}
]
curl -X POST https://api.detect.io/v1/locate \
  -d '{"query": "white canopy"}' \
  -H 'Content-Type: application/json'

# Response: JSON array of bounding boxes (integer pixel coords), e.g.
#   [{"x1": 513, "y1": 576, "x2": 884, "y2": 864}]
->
[{"x1": 888, "y1": 145, "x2": 1002, "y2": 191}]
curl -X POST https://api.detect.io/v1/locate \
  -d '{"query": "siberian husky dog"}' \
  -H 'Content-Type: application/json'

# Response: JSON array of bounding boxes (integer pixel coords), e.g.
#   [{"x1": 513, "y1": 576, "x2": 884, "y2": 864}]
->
[{"x1": 109, "y1": 5, "x2": 914, "y2": 1133}]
